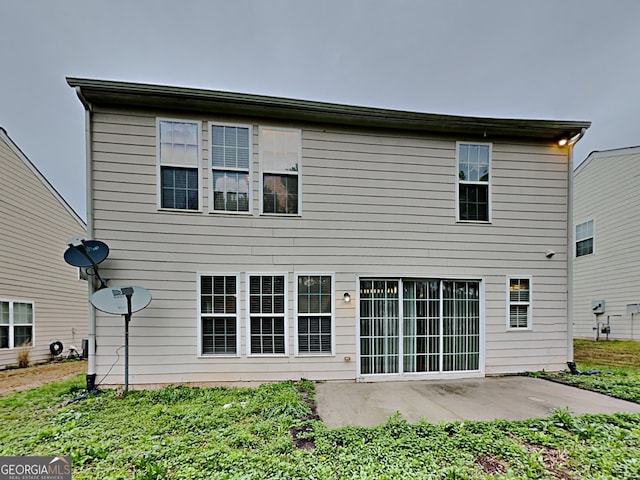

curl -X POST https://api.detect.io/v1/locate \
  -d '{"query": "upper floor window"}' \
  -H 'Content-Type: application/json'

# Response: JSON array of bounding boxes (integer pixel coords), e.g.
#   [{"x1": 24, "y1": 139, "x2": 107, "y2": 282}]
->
[
  {"x1": 210, "y1": 123, "x2": 252, "y2": 213},
  {"x1": 0, "y1": 300, "x2": 33, "y2": 349},
  {"x1": 457, "y1": 142, "x2": 491, "y2": 222},
  {"x1": 576, "y1": 220, "x2": 594, "y2": 257},
  {"x1": 296, "y1": 274, "x2": 334, "y2": 355},
  {"x1": 507, "y1": 277, "x2": 532, "y2": 329},
  {"x1": 259, "y1": 127, "x2": 301, "y2": 215},
  {"x1": 157, "y1": 119, "x2": 201, "y2": 211}
]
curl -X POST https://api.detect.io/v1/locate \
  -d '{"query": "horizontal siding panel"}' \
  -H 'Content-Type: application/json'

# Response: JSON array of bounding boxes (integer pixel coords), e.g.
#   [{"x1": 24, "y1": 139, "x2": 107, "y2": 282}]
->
[
  {"x1": 573, "y1": 151, "x2": 640, "y2": 340},
  {"x1": 0, "y1": 135, "x2": 87, "y2": 368},
  {"x1": 89, "y1": 108, "x2": 570, "y2": 383}
]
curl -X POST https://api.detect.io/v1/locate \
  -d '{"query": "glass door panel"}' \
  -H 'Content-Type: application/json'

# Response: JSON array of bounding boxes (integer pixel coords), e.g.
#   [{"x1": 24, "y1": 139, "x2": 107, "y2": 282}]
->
[
  {"x1": 403, "y1": 280, "x2": 440, "y2": 372},
  {"x1": 442, "y1": 281, "x2": 480, "y2": 371},
  {"x1": 359, "y1": 280, "x2": 399, "y2": 374}
]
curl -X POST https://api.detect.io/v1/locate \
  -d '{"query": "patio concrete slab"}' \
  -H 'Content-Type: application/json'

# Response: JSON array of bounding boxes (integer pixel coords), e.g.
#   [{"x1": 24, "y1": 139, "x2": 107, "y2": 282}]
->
[{"x1": 315, "y1": 376, "x2": 640, "y2": 428}]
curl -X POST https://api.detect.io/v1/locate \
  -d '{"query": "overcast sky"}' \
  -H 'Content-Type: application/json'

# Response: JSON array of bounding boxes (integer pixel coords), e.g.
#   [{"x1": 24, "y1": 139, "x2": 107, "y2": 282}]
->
[{"x1": 2, "y1": 0, "x2": 639, "y2": 220}]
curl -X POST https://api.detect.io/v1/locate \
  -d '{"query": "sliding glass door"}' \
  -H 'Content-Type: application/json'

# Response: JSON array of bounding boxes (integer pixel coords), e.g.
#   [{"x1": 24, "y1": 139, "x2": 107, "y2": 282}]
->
[{"x1": 359, "y1": 278, "x2": 481, "y2": 377}]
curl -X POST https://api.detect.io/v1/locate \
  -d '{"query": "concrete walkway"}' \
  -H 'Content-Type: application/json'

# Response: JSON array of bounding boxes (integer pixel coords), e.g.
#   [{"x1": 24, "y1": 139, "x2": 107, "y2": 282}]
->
[{"x1": 315, "y1": 376, "x2": 640, "y2": 428}]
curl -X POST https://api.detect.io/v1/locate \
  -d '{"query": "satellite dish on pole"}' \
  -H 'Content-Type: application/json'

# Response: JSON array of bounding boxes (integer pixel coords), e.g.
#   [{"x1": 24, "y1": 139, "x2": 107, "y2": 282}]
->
[
  {"x1": 90, "y1": 286, "x2": 152, "y2": 315},
  {"x1": 90, "y1": 285, "x2": 152, "y2": 393}
]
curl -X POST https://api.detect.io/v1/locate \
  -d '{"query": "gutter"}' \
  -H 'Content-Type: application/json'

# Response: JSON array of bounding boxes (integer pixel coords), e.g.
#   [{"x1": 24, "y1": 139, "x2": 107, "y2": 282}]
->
[
  {"x1": 66, "y1": 77, "x2": 591, "y2": 141},
  {"x1": 566, "y1": 128, "x2": 586, "y2": 363},
  {"x1": 75, "y1": 86, "x2": 98, "y2": 393}
]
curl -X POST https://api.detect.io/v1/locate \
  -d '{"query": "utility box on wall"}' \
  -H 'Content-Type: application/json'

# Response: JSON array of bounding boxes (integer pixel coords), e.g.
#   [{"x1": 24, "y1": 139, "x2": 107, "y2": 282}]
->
[
  {"x1": 627, "y1": 304, "x2": 640, "y2": 314},
  {"x1": 592, "y1": 300, "x2": 606, "y2": 314}
]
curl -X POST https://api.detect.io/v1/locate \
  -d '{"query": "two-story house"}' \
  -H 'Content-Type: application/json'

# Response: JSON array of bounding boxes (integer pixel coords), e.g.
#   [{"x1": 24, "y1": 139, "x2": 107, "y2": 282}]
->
[
  {"x1": 68, "y1": 77, "x2": 589, "y2": 387},
  {"x1": 0, "y1": 127, "x2": 87, "y2": 368},
  {"x1": 573, "y1": 146, "x2": 640, "y2": 340}
]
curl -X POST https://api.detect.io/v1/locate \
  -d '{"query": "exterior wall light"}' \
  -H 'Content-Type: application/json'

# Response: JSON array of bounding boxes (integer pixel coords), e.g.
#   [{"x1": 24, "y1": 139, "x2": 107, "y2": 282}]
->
[
  {"x1": 558, "y1": 128, "x2": 586, "y2": 147},
  {"x1": 343, "y1": 292, "x2": 351, "y2": 303}
]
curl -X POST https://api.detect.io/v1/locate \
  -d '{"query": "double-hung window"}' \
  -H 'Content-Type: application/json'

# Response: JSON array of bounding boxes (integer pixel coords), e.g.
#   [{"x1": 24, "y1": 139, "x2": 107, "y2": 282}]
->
[
  {"x1": 0, "y1": 300, "x2": 33, "y2": 349},
  {"x1": 248, "y1": 274, "x2": 287, "y2": 355},
  {"x1": 457, "y1": 142, "x2": 491, "y2": 222},
  {"x1": 157, "y1": 119, "x2": 201, "y2": 211},
  {"x1": 507, "y1": 277, "x2": 532, "y2": 329},
  {"x1": 199, "y1": 275, "x2": 239, "y2": 355},
  {"x1": 259, "y1": 127, "x2": 302, "y2": 215},
  {"x1": 296, "y1": 274, "x2": 334, "y2": 355},
  {"x1": 210, "y1": 123, "x2": 252, "y2": 213},
  {"x1": 576, "y1": 220, "x2": 594, "y2": 257}
]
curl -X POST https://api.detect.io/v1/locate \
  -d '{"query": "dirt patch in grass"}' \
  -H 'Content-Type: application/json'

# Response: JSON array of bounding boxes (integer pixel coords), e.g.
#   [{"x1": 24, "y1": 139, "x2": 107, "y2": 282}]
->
[
  {"x1": 522, "y1": 441, "x2": 573, "y2": 479},
  {"x1": 290, "y1": 384, "x2": 320, "y2": 450},
  {"x1": 0, "y1": 360, "x2": 86, "y2": 395},
  {"x1": 476, "y1": 455, "x2": 508, "y2": 475}
]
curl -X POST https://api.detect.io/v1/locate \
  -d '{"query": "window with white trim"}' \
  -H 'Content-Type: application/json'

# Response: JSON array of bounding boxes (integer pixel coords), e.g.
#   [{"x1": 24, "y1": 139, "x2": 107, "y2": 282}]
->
[
  {"x1": 210, "y1": 123, "x2": 251, "y2": 213},
  {"x1": 576, "y1": 220, "x2": 594, "y2": 257},
  {"x1": 248, "y1": 274, "x2": 287, "y2": 354},
  {"x1": 199, "y1": 275, "x2": 239, "y2": 355},
  {"x1": 296, "y1": 274, "x2": 333, "y2": 355},
  {"x1": 0, "y1": 300, "x2": 33, "y2": 349},
  {"x1": 260, "y1": 127, "x2": 301, "y2": 215},
  {"x1": 457, "y1": 142, "x2": 491, "y2": 222},
  {"x1": 507, "y1": 277, "x2": 531, "y2": 329},
  {"x1": 157, "y1": 119, "x2": 200, "y2": 210}
]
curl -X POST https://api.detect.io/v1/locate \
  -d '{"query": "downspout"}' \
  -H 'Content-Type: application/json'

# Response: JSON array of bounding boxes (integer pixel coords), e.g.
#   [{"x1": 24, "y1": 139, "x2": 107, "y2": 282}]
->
[
  {"x1": 75, "y1": 87, "x2": 98, "y2": 393},
  {"x1": 566, "y1": 128, "x2": 586, "y2": 363}
]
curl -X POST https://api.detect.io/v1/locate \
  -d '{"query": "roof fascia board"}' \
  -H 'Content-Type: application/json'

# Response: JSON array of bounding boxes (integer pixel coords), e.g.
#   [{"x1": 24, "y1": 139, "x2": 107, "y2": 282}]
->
[{"x1": 67, "y1": 77, "x2": 590, "y2": 141}]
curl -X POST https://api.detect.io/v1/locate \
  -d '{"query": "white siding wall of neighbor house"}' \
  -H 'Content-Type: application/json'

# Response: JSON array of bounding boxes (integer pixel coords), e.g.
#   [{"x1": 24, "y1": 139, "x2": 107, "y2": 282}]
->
[
  {"x1": 573, "y1": 147, "x2": 640, "y2": 340},
  {"x1": 89, "y1": 107, "x2": 571, "y2": 386},
  {"x1": 0, "y1": 130, "x2": 87, "y2": 368}
]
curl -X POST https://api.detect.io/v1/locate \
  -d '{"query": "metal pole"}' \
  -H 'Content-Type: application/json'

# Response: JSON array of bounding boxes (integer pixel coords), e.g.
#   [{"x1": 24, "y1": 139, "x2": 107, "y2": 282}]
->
[
  {"x1": 123, "y1": 290, "x2": 133, "y2": 392},
  {"x1": 124, "y1": 313, "x2": 129, "y2": 392}
]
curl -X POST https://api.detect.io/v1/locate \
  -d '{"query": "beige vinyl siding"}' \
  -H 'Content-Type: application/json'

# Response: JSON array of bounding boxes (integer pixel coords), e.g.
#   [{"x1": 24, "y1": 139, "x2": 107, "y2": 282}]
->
[
  {"x1": 573, "y1": 149, "x2": 640, "y2": 340},
  {"x1": 0, "y1": 134, "x2": 87, "y2": 368},
  {"x1": 89, "y1": 107, "x2": 569, "y2": 385}
]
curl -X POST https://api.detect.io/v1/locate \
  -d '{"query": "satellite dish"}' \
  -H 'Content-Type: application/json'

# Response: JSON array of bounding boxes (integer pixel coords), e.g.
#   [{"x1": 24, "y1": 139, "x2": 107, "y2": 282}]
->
[
  {"x1": 64, "y1": 240, "x2": 110, "y2": 268},
  {"x1": 90, "y1": 286, "x2": 152, "y2": 315}
]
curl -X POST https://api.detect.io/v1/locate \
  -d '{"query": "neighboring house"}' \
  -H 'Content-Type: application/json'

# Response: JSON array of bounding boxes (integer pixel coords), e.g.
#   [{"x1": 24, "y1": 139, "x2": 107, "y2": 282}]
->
[
  {"x1": 0, "y1": 127, "x2": 87, "y2": 368},
  {"x1": 68, "y1": 77, "x2": 590, "y2": 386},
  {"x1": 573, "y1": 146, "x2": 640, "y2": 340}
]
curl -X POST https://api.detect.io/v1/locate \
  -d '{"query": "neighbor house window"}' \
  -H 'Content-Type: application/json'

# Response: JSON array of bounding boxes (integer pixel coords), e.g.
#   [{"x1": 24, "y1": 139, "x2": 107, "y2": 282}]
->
[
  {"x1": 296, "y1": 274, "x2": 334, "y2": 355},
  {"x1": 507, "y1": 277, "x2": 531, "y2": 329},
  {"x1": 0, "y1": 300, "x2": 33, "y2": 349},
  {"x1": 248, "y1": 274, "x2": 287, "y2": 355},
  {"x1": 157, "y1": 119, "x2": 201, "y2": 210},
  {"x1": 576, "y1": 220, "x2": 594, "y2": 257},
  {"x1": 457, "y1": 142, "x2": 491, "y2": 222},
  {"x1": 260, "y1": 127, "x2": 301, "y2": 215},
  {"x1": 210, "y1": 123, "x2": 251, "y2": 213},
  {"x1": 199, "y1": 275, "x2": 239, "y2": 355}
]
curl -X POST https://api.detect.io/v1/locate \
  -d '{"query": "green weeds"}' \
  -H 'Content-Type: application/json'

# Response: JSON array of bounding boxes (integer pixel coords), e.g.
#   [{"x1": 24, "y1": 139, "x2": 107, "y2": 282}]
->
[
  {"x1": 3, "y1": 341, "x2": 640, "y2": 479},
  {"x1": 542, "y1": 340, "x2": 640, "y2": 403}
]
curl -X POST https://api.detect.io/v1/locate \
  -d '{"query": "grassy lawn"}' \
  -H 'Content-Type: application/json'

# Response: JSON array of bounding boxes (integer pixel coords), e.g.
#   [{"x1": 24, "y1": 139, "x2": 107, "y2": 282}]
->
[
  {"x1": 2, "y1": 343, "x2": 640, "y2": 479},
  {"x1": 542, "y1": 339, "x2": 640, "y2": 404}
]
